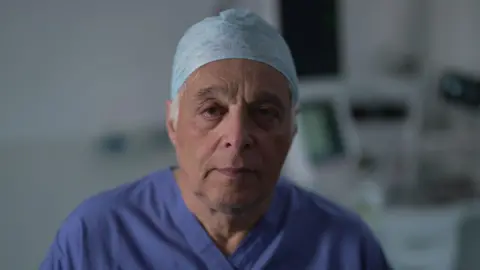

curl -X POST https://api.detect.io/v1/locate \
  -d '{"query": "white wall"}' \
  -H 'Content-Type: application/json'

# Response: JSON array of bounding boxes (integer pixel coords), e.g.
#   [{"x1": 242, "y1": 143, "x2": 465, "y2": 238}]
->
[
  {"x1": 0, "y1": 0, "x2": 479, "y2": 269},
  {"x1": 429, "y1": 0, "x2": 480, "y2": 74},
  {"x1": 0, "y1": 0, "x2": 218, "y2": 143}
]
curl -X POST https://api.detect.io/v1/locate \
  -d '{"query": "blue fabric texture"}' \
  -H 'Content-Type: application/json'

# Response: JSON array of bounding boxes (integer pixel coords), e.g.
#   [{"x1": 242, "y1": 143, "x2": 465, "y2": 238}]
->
[
  {"x1": 40, "y1": 169, "x2": 391, "y2": 269},
  {"x1": 170, "y1": 9, "x2": 298, "y2": 102}
]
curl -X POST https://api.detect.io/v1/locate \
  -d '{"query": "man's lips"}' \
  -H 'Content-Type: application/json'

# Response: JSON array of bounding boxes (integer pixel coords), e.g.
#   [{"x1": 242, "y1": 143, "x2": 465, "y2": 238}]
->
[{"x1": 216, "y1": 167, "x2": 256, "y2": 177}]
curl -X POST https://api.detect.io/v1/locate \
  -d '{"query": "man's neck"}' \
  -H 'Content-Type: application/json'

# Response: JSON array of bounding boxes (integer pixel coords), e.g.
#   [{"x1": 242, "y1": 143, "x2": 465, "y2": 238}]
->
[
  {"x1": 194, "y1": 209, "x2": 261, "y2": 255},
  {"x1": 174, "y1": 169, "x2": 269, "y2": 255}
]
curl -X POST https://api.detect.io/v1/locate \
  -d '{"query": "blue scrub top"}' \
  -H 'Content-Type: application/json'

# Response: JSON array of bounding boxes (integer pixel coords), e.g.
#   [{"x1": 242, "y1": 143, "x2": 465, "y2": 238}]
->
[{"x1": 40, "y1": 169, "x2": 391, "y2": 269}]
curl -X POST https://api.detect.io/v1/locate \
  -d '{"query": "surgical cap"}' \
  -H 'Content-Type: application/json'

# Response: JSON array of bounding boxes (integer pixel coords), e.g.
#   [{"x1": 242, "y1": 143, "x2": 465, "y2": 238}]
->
[{"x1": 170, "y1": 8, "x2": 299, "y2": 102}]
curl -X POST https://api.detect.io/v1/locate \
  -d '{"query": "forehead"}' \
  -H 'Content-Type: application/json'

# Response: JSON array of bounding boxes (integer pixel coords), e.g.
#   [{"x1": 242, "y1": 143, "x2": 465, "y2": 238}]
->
[{"x1": 182, "y1": 59, "x2": 291, "y2": 102}]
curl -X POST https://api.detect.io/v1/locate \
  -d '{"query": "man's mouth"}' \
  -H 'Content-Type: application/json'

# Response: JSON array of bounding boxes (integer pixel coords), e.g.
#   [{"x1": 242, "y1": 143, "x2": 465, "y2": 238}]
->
[{"x1": 216, "y1": 167, "x2": 255, "y2": 178}]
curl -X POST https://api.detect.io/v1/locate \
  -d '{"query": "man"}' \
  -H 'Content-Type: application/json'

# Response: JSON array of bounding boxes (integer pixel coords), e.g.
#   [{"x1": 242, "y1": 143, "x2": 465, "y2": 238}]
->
[{"x1": 41, "y1": 9, "x2": 390, "y2": 269}]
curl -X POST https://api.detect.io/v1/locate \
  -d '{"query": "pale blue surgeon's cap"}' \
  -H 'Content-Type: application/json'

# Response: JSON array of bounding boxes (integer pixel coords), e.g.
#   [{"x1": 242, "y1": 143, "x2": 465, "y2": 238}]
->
[{"x1": 170, "y1": 8, "x2": 299, "y2": 103}]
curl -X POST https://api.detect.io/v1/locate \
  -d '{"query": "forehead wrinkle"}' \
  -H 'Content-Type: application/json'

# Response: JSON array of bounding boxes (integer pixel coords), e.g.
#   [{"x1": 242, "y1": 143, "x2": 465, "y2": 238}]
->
[
  {"x1": 183, "y1": 66, "x2": 238, "y2": 103},
  {"x1": 183, "y1": 61, "x2": 291, "y2": 106},
  {"x1": 190, "y1": 85, "x2": 240, "y2": 104},
  {"x1": 217, "y1": 75, "x2": 241, "y2": 103}
]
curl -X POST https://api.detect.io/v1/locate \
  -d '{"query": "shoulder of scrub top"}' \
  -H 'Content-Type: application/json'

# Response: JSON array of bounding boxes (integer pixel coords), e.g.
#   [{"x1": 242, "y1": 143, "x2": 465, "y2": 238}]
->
[
  {"x1": 277, "y1": 176, "x2": 380, "y2": 241},
  {"x1": 56, "y1": 168, "x2": 171, "y2": 234}
]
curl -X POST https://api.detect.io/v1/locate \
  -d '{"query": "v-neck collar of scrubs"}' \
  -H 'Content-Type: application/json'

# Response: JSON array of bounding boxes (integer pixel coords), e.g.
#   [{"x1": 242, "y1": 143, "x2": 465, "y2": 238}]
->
[{"x1": 163, "y1": 168, "x2": 287, "y2": 270}]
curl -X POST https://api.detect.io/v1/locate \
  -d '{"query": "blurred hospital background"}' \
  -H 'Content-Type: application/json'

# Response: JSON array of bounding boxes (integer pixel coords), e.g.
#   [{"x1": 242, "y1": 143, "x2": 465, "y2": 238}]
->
[{"x1": 1, "y1": 0, "x2": 480, "y2": 269}]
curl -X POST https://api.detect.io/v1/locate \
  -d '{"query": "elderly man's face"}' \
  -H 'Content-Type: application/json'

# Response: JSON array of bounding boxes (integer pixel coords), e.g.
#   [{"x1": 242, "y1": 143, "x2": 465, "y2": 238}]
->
[{"x1": 167, "y1": 59, "x2": 295, "y2": 215}]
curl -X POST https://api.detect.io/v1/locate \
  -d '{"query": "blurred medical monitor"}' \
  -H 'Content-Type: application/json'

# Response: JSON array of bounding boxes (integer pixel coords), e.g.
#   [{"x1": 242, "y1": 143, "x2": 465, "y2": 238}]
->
[{"x1": 297, "y1": 100, "x2": 345, "y2": 165}]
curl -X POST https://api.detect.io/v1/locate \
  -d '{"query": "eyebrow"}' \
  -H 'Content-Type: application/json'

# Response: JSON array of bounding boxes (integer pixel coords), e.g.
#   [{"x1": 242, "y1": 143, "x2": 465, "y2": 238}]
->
[
  {"x1": 252, "y1": 91, "x2": 286, "y2": 111},
  {"x1": 194, "y1": 86, "x2": 229, "y2": 100},
  {"x1": 193, "y1": 86, "x2": 287, "y2": 110}
]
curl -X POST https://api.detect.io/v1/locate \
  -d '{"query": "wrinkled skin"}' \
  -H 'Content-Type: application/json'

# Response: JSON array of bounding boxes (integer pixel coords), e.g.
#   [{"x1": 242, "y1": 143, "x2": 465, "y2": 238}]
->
[{"x1": 167, "y1": 59, "x2": 296, "y2": 216}]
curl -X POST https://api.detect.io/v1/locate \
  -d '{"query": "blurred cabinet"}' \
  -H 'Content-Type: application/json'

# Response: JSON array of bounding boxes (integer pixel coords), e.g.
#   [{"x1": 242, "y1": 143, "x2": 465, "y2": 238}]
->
[{"x1": 380, "y1": 207, "x2": 461, "y2": 270}]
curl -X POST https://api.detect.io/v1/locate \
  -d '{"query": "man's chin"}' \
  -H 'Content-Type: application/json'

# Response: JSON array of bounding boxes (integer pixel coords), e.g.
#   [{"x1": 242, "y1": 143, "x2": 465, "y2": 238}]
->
[
  {"x1": 213, "y1": 201, "x2": 260, "y2": 216},
  {"x1": 211, "y1": 194, "x2": 269, "y2": 216}
]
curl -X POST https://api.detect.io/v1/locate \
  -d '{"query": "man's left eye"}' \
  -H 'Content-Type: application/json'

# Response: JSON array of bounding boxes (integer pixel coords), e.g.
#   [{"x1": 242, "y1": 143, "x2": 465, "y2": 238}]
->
[{"x1": 256, "y1": 107, "x2": 279, "y2": 118}]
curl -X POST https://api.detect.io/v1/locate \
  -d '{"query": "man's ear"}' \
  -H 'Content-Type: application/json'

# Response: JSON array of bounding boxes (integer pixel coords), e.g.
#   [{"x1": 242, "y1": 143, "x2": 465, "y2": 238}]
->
[{"x1": 165, "y1": 100, "x2": 177, "y2": 146}]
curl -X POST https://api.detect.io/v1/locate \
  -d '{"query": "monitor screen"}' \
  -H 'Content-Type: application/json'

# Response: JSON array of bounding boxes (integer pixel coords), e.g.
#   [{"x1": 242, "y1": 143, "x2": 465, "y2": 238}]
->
[
  {"x1": 297, "y1": 101, "x2": 344, "y2": 165},
  {"x1": 280, "y1": 0, "x2": 340, "y2": 77}
]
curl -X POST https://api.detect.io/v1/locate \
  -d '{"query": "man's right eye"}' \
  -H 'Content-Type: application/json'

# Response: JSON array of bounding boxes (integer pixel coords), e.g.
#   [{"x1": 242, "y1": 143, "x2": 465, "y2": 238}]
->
[{"x1": 201, "y1": 106, "x2": 225, "y2": 119}]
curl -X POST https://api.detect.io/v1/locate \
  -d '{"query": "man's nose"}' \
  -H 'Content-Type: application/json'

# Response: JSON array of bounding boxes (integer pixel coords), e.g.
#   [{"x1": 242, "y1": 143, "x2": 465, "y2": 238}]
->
[{"x1": 221, "y1": 110, "x2": 253, "y2": 151}]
